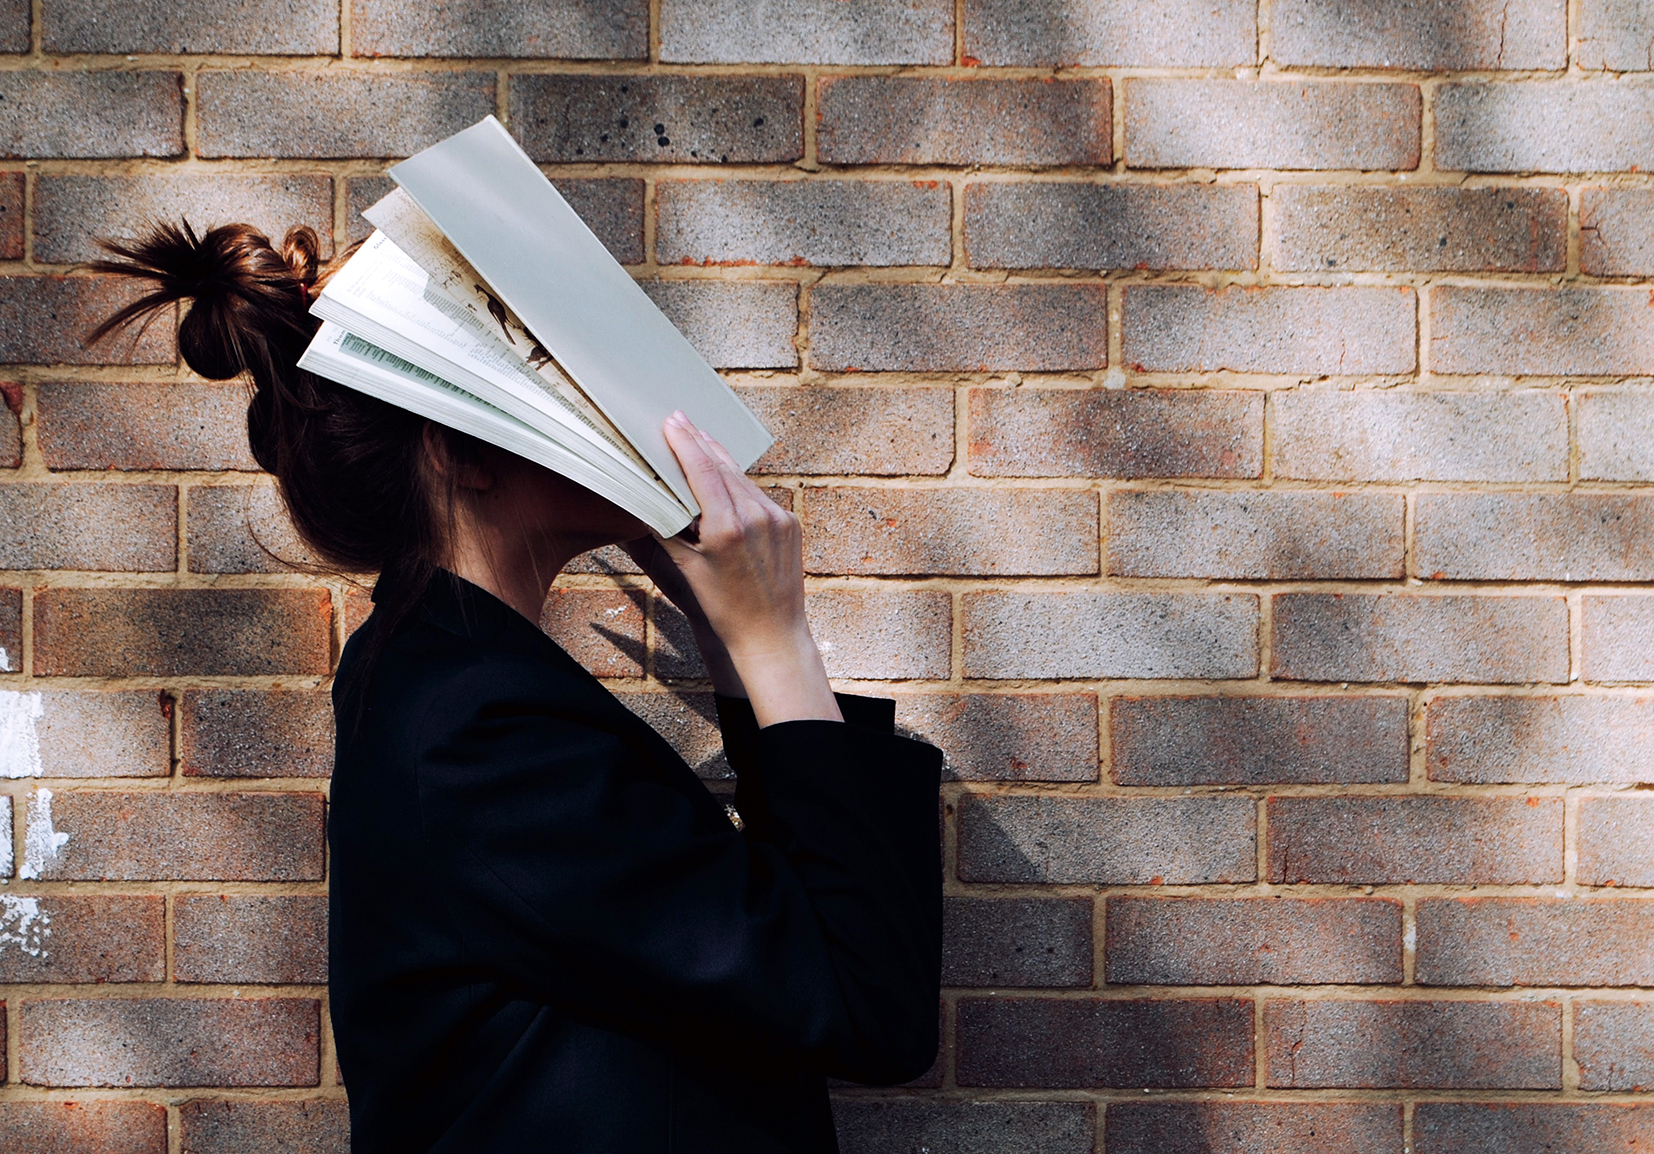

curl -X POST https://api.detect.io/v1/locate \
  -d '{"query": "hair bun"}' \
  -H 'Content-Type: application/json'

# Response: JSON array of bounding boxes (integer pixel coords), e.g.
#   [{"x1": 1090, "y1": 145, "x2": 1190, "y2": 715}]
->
[{"x1": 282, "y1": 226, "x2": 322, "y2": 291}]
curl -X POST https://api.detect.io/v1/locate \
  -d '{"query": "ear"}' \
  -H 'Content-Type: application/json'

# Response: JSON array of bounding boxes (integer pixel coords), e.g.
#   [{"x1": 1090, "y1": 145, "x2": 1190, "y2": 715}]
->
[{"x1": 422, "y1": 422, "x2": 495, "y2": 492}]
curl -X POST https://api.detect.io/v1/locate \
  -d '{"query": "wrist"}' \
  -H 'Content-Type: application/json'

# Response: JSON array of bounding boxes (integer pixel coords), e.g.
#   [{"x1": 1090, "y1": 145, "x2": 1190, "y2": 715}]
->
[{"x1": 726, "y1": 626, "x2": 842, "y2": 726}]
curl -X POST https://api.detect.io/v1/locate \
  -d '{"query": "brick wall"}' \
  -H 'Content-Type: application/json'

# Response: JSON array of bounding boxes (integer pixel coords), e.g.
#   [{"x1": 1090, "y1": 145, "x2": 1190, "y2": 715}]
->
[{"x1": 1, "y1": 1, "x2": 1653, "y2": 1151}]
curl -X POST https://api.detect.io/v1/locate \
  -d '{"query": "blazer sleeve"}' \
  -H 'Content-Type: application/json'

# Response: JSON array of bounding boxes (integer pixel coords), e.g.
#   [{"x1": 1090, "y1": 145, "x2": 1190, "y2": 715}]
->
[{"x1": 415, "y1": 669, "x2": 943, "y2": 1085}]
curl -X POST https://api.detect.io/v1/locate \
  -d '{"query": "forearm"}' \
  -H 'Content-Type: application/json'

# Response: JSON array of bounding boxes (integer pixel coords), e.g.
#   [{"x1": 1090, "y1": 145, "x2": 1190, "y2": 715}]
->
[{"x1": 727, "y1": 625, "x2": 843, "y2": 727}]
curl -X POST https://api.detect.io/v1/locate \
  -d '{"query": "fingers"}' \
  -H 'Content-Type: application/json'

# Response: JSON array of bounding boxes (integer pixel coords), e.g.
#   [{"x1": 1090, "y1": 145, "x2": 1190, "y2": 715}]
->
[
  {"x1": 694, "y1": 425, "x2": 785, "y2": 519},
  {"x1": 664, "y1": 412, "x2": 737, "y2": 529}
]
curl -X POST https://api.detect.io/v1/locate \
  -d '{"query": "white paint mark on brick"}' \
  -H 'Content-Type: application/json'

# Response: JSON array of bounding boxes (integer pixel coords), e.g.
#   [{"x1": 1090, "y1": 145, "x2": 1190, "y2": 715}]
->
[
  {"x1": 0, "y1": 646, "x2": 12, "y2": 671},
  {"x1": 0, "y1": 796, "x2": 11, "y2": 878},
  {"x1": 1403, "y1": 920, "x2": 1417, "y2": 951},
  {"x1": 0, "y1": 895, "x2": 49, "y2": 958},
  {"x1": 20, "y1": 788, "x2": 68, "y2": 880},
  {"x1": 0, "y1": 690, "x2": 44, "y2": 778}
]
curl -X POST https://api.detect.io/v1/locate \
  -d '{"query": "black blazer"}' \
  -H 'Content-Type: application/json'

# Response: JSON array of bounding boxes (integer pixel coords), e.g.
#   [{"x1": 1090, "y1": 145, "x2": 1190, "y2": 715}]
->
[{"x1": 328, "y1": 570, "x2": 943, "y2": 1153}]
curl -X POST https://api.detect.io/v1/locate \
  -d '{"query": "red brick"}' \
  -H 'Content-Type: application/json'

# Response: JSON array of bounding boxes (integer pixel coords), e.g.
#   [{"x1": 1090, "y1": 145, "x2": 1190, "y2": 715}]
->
[
  {"x1": 964, "y1": 0, "x2": 1255, "y2": 66},
  {"x1": 1271, "y1": 593, "x2": 1569, "y2": 684},
  {"x1": 43, "y1": 0, "x2": 337, "y2": 52},
  {"x1": 612, "y1": 690, "x2": 729, "y2": 780},
  {"x1": 0, "y1": 482, "x2": 175, "y2": 571},
  {"x1": 1125, "y1": 79, "x2": 1420, "y2": 171},
  {"x1": 833, "y1": 1100, "x2": 1095, "y2": 1154},
  {"x1": 1427, "y1": 695, "x2": 1654, "y2": 784},
  {"x1": 563, "y1": 545, "x2": 642, "y2": 577},
  {"x1": 180, "y1": 689, "x2": 334, "y2": 779},
  {"x1": 943, "y1": 896, "x2": 1093, "y2": 988},
  {"x1": 965, "y1": 182, "x2": 1259, "y2": 271},
  {"x1": 1437, "y1": 82, "x2": 1654, "y2": 173},
  {"x1": 1112, "y1": 695, "x2": 1410, "y2": 786},
  {"x1": 180, "y1": 1100, "x2": 348, "y2": 1154},
  {"x1": 657, "y1": 179, "x2": 950, "y2": 267},
  {"x1": 803, "y1": 487, "x2": 1097, "y2": 577},
  {"x1": 37, "y1": 381, "x2": 257, "y2": 471},
  {"x1": 1432, "y1": 286, "x2": 1654, "y2": 376},
  {"x1": 1575, "y1": 1002, "x2": 1654, "y2": 1091},
  {"x1": 1272, "y1": 0, "x2": 1564, "y2": 68},
  {"x1": 1273, "y1": 390, "x2": 1567, "y2": 482},
  {"x1": 1582, "y1": 390, "x2": 1654, "y2": 482},
  {"x1": 0, "y1": 171, "x2": 21, "y2": 259},
  {"x1": 1107, "y1": 1103, "x2": 1402, "y2": 1154},
  {"x1": 0, "y1": 895, "x2": 164, "y2": 983},
  {"x1": 1581, "y1": 189, "x2": 1654, "y2": 276},
  {"x1": 34, "y1": 173, "x2": 335, "y2": 266},
  {"x1": 0, "y1": 72, "x2": 183, "y2": 159},
  {"x1": 22, "y1": 689, "x2": 172, "y2": 778},
  {"x1": 810, "y1": 283, "x2": 1106, "y2": 373},
  {"x1": 1108, "y1": 490, "x2": 1403, "y2": 580},
  {"x1": 957, "y1": 997, "x2": 1253, "y2": 1087},
  {"x1": 969, "y1": 388, "x2": 1262, "y2": 479},
  {"x1": 510, "y1": 74, "x2": 803, "y2": 164},
  {"x1": 0, "y1": 585, "x2": 18, "y2": 671},
  {"x1": 0, "y1": 1102, "x2": 168, "y2": 1154},
  {"x1": 662, "y1": 0, "x2": 952, "y2": 64},
  {"x1": 1580, "y1": 797, "x2": 1654, "y2": 888},
  {"x1": 896, "y1": 693, "x2": 1098, "y2": 782},
  {"x1": 642, "y1": 281, "x2": 798, "y2": 369},
  {"x1": 1267, "y1": 797, "x2": 1562, "y2": 885},
  {"x1": 1123, "y1": 286, "x2": 1415, "y2": 375},
  {"x1": 1107, "y1": 898, "x2": 1403, "y2": 986},
  {"x1": 188, "y1": 484, "x2": 318, "y2": 575},
  {"x1": 539, "y1": 588, "x2": 645, "y2": 679},
  {"x1": 1417, "y1": 899, "x2": 1654, "y2": 987},
  {"x1": 175, "y1": 895, "x2": 328, "y2": 985},
  {"x1": 1415, "y1": 1104, "x2": 1654, "y2": 1154},
  {"x1": 817, "y1": 77, "x2": 1111, "y2": 167},
  {"x1": 806, "y1": 588, "x2": 952, "y2": 680},
  {"x1": 741, "y1": 385, "x2": 953, "y2": 476},
  {"x1": 197, "y1": 71, "x2": 495, "y2": 159},
  {"x1": 1274, "y1": 186, "x2": 1565, "y2": 273},
  {"x1": 21, "y1": 997, "x2": 320, "y2": 1087},
  {"x1": 1583, "y1": 595, "x2": 1654, "y2": 682},
  {"x1": 963, "y1": 591, "x2": 1259, "y2": 680},
  {"x1": 1266, "y1": 999, "x2": 1560, "y2": 1089},
  {"x1": 957, "y1": 793, "x2": 1256, "y2": 884},
  {"x1": 27, "y1": 791, "x2": 326, "y2": 881},
  {"x1": 34, "y1": 588, "x2": 333, "y2": 677},
  {"x1": 0, "y1": 276, "x2": 176, "y2": 365},
  {"x1": 1418, "y1": 493, "x2": 1654, "y2": 582},
  {"x1": 353, "y1": 0, "x2": 645, "y2": 58}
]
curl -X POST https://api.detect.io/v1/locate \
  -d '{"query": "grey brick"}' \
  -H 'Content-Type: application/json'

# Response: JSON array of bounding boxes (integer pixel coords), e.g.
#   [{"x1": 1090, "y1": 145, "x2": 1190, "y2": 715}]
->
[
  {"x1": 641, "y1": 281, "x2": 797, "y2": 368},
  {"x1": 612, "y1": 691, "x2": 729, "y2": 780},
  {"x1": 43, "y1": 0, "x2": 338, "y2": 53},
  {"x1": 35, "y1": 174, "x2": 334, "y2": 266},
  {"x1": 1, "y1": 0, "x2": 25, "y2": 53},
  {"x1": 807, "y1": 589, "x2": 952, "y2": 680},
  {"x1": 1272, "y1": 0, "x2": 1566, "y2": 69},
  {"x1": 817, "y1": 77, "x2": 1112, "y2": 167},
  {"x1": 0, "y1": 276, "x2": 177, "y2": 366},
  {"x1": 965, "y1": 182, "x2": 1259, "y2": 271},
  {"x1": 1576, "y1": 1003, "x2": 1654, "y2": 1092},
  {"x1": 1417, "y1": 493, "x2": 1654, "y2": 581},
  {"x1": 810, "y1": 284, "x2": 1106, "y2": 373},
  {"x1": 352, "y1": 0, "x2": 646, "y2": 59},
  {"x1": 1108, "y1": 1104, "x2": 1403, "y2": 1154},
  {"x1": 510, "y1": 74, "x2": 803, "y2": 164},
  {"x1": 1272, "y1": 593, "x2": 1569, "y2": 684},
  {"x1": 37, "y1": 381, "x2": 255, "y2": 470},
  {"x1": 1268, "y1": 797, "x2": 1563, "y2": 885},
  {"x1": 969, "y1": 388, "x2": 1263, "y2": 479},
  {"x1": 0, "y1": 483, "x2": 175, "y2": 571},
  {"x1": 943, "y1": 896, "x2": 1093, "y2": 987},
  {"x1": 1580, "y1": 0, "x2": 1654, "y2": 70},
  {"x1": 188, "y1": 484, "x2": 320, "y2": 575},
  {"x1": 1432, "y1": 286, "x2": 1654, "y2": 375},
  {"x1": 1428, "y1": 695, "x2": 1654, "y2": 784},
  {"x1": 0, "y1": 72, "x2": 182, "y2": 160},
  {"x1": 1583, "y1": 595, "x2": 1654, "y2": 681},
  {"x1": 957, "y1": 794, "x2": 1256, "y2": 885},
  {"x1": 179, "y1": 688, "x2": 335, "y2": 779},
  {"x1": 1108, "y1": 490, "x2": 1404, "y2": 580},
  {"x1": 1125, "y1": 79, "x2": 1421, "y2": 171},
  {"x1": 197, "y1": 71, "x2": 495, "y2": 159},
  {"x1": 1274, "y1": 186, "x2": 1567, "y2": 273},
  {"x1": 657, "y1": 179, "x2": 950, "y2": 267},
  {"x1": 0, "y1": 172, "x2": 21, "y2": 259},
  {"x1": 963, "y1": 0, "x2": 1256, "y2": 66},
  {"x1": 1112, "y1": 695, "x2": 1411, "y2": 786},
  {"x1": 1580, "y1": 797, "x2": 1654, "y2": 886},
  {"x1": 963, "y1": 591, "x2": 1260, "y2": 680},
  {"x1": 1416, "y1": 899, "x2": 1654, "y2": 987},
  {"x1": 834, "y1": 1101, "x2": 1095, "y2": 1154},
  {"x1": 346, "y1": 174, "x2": 396, "y2": 245},
  {"x1": 740, "y1": 385, "x2": 955, "y2": 476},
  {"x1": 1415, "y1": 1104, "x2": 1654, "y2": 1154},
  {"x1": 1273, "y1": 391, "x2": 1568, "y2": 482},
  {"x1": 25, "y1": 691, "x2": 172, "y2": 778},
  {"x1": 1437, "y1": 82, "x2": 1654, "y2": 172},
  {"x1": 662, "y1": 0, "x2": 952, "y2": 64},
  {"x1": 174, "y1": 894, "x2": 328, "y2": 985},
  {"x1": 1581, "y1": 189, "x2": 1654, "y2": 276},
  {"x1": 179, "y1": 1101, "x2": 350, "y2": 1154},
  {"x1": 897, "y1": 693, "x2": 1099, "y2": 783},
  {"x1": 1123, "y1": 286, "x2": 1415, "y2": 375}
]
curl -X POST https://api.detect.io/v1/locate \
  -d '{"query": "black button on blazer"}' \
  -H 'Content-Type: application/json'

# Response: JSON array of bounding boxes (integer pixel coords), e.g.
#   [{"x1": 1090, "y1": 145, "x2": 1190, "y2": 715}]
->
[{"x1": 328, "y1": 570, "x2": 944, "y2": 1153}]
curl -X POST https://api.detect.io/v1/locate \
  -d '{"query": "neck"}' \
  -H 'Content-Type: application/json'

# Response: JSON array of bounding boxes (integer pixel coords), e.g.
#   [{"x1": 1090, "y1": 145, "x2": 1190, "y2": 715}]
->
[{"x1": 444, "y1": 524, "x2": 587, "y2": 622}]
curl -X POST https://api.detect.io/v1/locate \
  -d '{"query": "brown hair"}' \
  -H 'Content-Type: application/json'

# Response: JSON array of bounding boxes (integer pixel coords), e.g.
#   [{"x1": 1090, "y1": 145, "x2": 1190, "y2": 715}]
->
[{"x1": 89, "y1": 219, "x2": 479, "y2": 692}]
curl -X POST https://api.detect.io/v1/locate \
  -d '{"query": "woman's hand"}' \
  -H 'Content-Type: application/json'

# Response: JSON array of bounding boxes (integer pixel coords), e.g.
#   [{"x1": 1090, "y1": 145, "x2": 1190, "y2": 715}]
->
[{"x1": 641, "y1": 412, "x2": 841, "y2": 727}]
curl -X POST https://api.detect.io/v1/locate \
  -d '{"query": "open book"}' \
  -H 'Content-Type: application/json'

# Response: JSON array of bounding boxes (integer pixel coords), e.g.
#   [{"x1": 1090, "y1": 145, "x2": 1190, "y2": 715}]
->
[{"x1": 296, "y1": 116, "x2": 773, "y2": 537}]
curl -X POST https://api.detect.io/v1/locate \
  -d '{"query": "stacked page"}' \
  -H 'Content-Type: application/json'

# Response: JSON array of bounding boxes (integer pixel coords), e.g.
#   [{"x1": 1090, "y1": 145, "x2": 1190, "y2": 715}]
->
[{"x1": 296, "y1": 116, "x2": 773, "y2": 538}]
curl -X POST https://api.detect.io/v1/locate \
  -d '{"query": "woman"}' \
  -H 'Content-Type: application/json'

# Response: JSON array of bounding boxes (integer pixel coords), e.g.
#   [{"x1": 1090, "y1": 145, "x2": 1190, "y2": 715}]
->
[{"x1": 91, "y1": 222, "x2": 943, "y2": 1153}]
